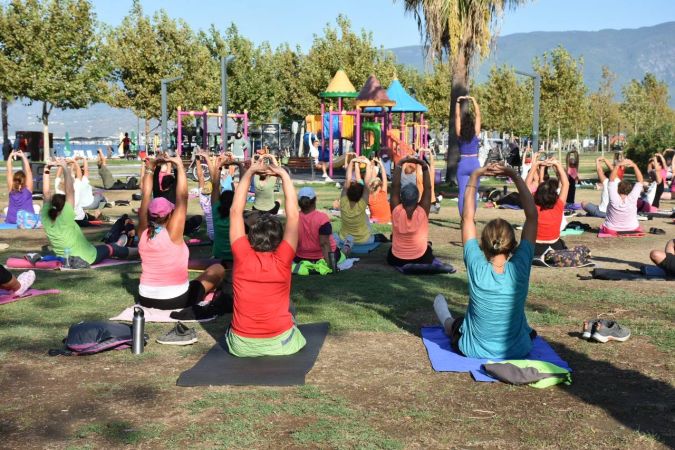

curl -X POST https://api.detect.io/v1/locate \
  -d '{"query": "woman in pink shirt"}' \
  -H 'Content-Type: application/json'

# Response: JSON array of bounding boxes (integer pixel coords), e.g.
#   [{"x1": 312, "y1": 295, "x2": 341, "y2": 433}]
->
[
  {"x1": 387, "y1": 156, "x2": 435, "y2": 267},
  {"x1": 137, "y1": 155, "x2": 225, "y2": 310},
  {"x1": 600, "y1": 159, "x2": 644, "y2": 235},
  {"x1": 295, "y1": 186, "x2": 343, "y2": 266}
]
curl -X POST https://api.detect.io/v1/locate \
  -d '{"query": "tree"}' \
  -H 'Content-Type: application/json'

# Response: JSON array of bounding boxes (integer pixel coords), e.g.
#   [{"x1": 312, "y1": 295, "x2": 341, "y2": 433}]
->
[
  {"x1": 624, "y1": 124, "x2": 675, "y2": 168},
  {"x1": 474, "y1": 65, "x2": 531, "y2": 137},
  {"x1": 587, "y1": 66, "x2": 620, "y2": 155},
  {"x1": 532, "y1": 46, "x2": 586, "y2": 158},
  {"x1": 401, "y1": 0, "x2": 528, "y2": 183},
  {"x1": 0, "y1": 0, "x2": 105, "y2": 159},
  {"x1": 416, "y1": 61, "x2": 451, "y2": 132},
  {"x1": 620, "y1": 73, "x2": 671, "y2": 136}
]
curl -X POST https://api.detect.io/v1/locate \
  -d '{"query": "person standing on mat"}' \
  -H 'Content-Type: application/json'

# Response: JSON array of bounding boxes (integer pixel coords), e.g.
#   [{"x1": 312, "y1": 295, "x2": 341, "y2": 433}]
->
[
  {"x1": 387, "y1": 156, "x2": 436, "y2": 267},
  {"x1": 455, "y1": 95, "x2": 482, "y2": 216},
  {"x1": 434, "y1": 163, "x2": 538, "y2": 359},
  {"x1": 42, "y1": 159, "x2": 135, "y2": 266},
  {"x1": 226, "y1": 158, "x2": 306, "y2": 357},
  {"x1": 4, "y1": 150, "x2": 36, "y2": 224},
  {"x1": 136, "y1": 155, "x2": 225, "y2": 310},
  {"x1": 0, "y1": 265, "x2": 35, "y2": 297},
  {"x1": 649, "y1": 238, "x2": 675, "y2": 277},
  {"x1": 600, "y1": 159, "x2": 645, "y2": 236}
]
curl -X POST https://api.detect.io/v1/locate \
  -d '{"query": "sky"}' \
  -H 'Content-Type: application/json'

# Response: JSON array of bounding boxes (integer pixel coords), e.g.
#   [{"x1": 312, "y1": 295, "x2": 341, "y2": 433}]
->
[{"x1": 94, "y1": 0, "x2": 675, "y2": 50}]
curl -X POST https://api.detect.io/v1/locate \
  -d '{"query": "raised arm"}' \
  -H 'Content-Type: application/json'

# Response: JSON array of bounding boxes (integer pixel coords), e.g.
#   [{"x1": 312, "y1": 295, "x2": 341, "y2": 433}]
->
[
  {"x1": 230, "y1": 160, "x2": 260, "y2": 243},
  {"x1": 551, "y1": 159, "x2": 569, "y2": 202},
  {"x1": 390, "y1": 159, "x2": 403, "y2": 210},
  {"x1": 359, "y1": 157, "x2": 371, "y2": 204},
  {"x1": 454, "y1": 96, "x2": 464, "y2": 137},
  {"x1": 609, "y1": 159, "x2": 622, "y2": 182},
  {"x1": 70, "y1": 159, "x2": 82, "y2": 180},
  {"x1": 470, "y1": 96, "x2": 481, "y2": 137},
  {"x1": 208, "y1": 154, "x2": 223, "y2": 205},
  {"x1": 137, "y1": 159, "x2": 155, "y2": 237},
  {"x1": 270, "y1": 164, "x2": 298, "y2": 250},
  {"x1": 627, "y1": 159, "x2": 644, "y2": 184},
  {"x1": 61, "y1": 160, "x2": 76, "y2": 206},
  {"x1": 42, "y1": 160, "x2": 53, "y2": 202},
  {"x1": 378, "y1": 159, "x2": 388, "y2": 194},
  {"x1": 497, "y1": 165, "x2": 537, "y2": 245},
  {"x1": 81, "y1": 156, "x2": 89, "y2": 178},
  {"x1": 166, "y1": 155, "x2": 188, "y2": 244},
  {"x1": 343, "y1": 158, "x2": 355, "y2": 194},
  {"x1": 97, "y1": 148, "x2": 107, "y2": 167},
  {"x1": 419, "y1": 159, "x2": 432, "y2": 216},
  {"x1": 462, "y1": 165, "x2": 488, "y2": 243},
  {"x1": 655, "y1": 153, "x2": 667, "y2": 171},
  {"x1": 19, "y1": 151, "x2": 33, "y2": 192},
  {"x1": 525, "y1": 153, "x2": 541, "y2": 187},
  {"x1": 5, "y1": 151, "x2": 14, "y2": 191},
  {"x1": 596, "y1": 157, "x2": 608, "y2": 184}
]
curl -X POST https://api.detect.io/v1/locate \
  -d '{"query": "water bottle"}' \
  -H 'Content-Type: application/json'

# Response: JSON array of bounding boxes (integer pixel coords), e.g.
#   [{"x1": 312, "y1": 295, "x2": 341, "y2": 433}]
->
[
  {"x1": 328, "y1": 251, "x2": 338, "y2": 273},
  {"x1": 132, "y1": 307, "x2": 145, "y2": 354},
  {"x1": 63, "y1": 248, "x2": 71, "y2": 269}
]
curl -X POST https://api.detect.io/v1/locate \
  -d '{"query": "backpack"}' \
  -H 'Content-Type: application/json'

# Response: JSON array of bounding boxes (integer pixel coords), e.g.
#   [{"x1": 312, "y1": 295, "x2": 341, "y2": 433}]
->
[
  {"x1": 125, "y1": 176, "x2": 139, "y2": 190},
  {"x1": 48, "y1": 321, "x2": 145, "y2": 356},
  {"x1": 543, "y1": 245, "x2": 592, "y2": 268}
]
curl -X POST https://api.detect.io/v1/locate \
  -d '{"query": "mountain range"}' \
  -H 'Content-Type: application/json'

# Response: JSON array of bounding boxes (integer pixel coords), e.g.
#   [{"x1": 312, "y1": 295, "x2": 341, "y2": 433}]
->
[{"x1": 5, "y1": 22, "x2": 674, "y2": 139}]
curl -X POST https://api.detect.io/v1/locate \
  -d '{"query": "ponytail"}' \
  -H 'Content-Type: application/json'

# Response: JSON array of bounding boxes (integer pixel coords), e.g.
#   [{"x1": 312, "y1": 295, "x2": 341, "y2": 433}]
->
[{"x1": 48, "y1": 194, "x2": 66, "y2": 221}]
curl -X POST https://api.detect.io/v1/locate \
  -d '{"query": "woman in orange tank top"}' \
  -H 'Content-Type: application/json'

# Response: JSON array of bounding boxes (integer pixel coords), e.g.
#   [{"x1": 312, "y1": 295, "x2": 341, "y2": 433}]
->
[{"x1": 367, "y1": 158, "x2": 391, "y2": 224}]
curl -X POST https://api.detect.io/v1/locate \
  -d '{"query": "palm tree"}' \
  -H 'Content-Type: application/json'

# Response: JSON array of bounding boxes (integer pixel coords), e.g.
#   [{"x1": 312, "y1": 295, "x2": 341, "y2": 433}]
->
[{"x1": 400, "y1": 0, "x2": 528, "y2": 183}]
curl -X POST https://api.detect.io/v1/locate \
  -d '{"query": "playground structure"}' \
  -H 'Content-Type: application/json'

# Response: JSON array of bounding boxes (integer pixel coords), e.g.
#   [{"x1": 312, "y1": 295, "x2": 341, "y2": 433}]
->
[
  {"x1": 305, "y1": 70, "x2": 429, "y2": 176},
  {"x1": 176, "y1": 107, "x2": 249, "y2": 157}
]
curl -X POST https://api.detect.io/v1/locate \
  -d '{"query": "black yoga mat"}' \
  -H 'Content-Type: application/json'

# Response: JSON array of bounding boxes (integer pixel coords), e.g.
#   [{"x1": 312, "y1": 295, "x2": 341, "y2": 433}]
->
[
  {"x1": 177, "y1": 322, "x2": 330, "y2": 387},
  {"x1": 590, "y1": 267, "x2": 672, "y2": 281}
]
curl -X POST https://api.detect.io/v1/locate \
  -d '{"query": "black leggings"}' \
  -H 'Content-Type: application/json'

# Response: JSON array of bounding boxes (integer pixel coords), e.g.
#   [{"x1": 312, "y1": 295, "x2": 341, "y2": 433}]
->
[
  {"x1": 0, "y1": 265, "x2": 13, "y2": 286},
  {"x1": 387, "y1": 245, "x2": 435, "y2": 267},
  {"x1": 566, "y1": 174, "x2": 576, "y2": 204},
  {"x1": 138, "y1": 279, "x2": 206, "y2": 310},
  {"x1": 534, "y1": 239, "x2": 566, "y2": 258},
  {"x1": 443, "y1": 316, "x2": 537, "y2": 356},
  {"x1": 93, "y1": 244, "x2": 129, "y2": 264},
  {"x1": 653, "y1": 182, "x2": 664, "y2": 208}
]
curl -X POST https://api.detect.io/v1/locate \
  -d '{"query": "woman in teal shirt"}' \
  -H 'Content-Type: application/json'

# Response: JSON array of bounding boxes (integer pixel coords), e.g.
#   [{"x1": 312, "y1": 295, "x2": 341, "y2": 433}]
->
[{"x1": 434, "y1": 163, "x2": 538, "y2": 359}]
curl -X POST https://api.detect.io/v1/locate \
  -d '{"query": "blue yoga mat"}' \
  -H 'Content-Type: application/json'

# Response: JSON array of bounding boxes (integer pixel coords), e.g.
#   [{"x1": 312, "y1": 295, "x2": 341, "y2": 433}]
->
[
  {"x1": 350, "y1": 242, "x2": 381, "y2": 255},
  {"x1": 0, "y1": 223, "x2": 18, "y2": 230},
  {"x1": 421, "y1": 326, "x2": 571, "y2": 382}
]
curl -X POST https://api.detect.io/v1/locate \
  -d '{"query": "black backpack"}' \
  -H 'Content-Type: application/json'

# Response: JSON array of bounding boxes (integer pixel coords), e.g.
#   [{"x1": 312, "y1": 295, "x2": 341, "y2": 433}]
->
[{"x1": 48, "y1": 321, "x2": 146, "y2": 356}]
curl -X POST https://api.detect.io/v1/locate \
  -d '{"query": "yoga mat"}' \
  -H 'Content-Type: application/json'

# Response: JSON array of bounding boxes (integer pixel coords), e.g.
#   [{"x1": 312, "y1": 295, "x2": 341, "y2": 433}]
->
[
  {"x1": 420, "y1": 326, "x2": 571, "y2": 382},
  {"x1": 110, "y1": 301, "x2": 217, "y2": 323},
  {"x1": 176, "y1": 322, "x2": 330, "y2": 387},
  {"x1": 350, "y1": 242, "x2": 381, "y2": 255},
  {"x1": 0, "y1": 223, "x2": 18, "y2": 230},
  {"x1": 90, "y1": 259, "x2": 140, "y2": 269},
  {"x1": 591, "y1": 268, "x2": 673, "y2": 281},
  {"x1": 560, "y1": 228, "x2": 585, "y2": 236},
  {"x1": 598, "y1": 231, "x2": 645, "y2": 238},
  {"x1": 497, "y1": 204, "x2": 522, "y2": 210},
  {"x1": 396, "y1": 259, "x2": 456, "y2": 275},
  {"x1": 0, "y1": 288, "x2": 61, "y2": 305}
]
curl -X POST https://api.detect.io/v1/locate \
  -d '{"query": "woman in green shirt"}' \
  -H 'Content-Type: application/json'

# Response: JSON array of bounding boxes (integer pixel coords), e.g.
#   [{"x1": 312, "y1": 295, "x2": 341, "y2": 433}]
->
[
  {"x1": 207, "y1": 153, "x2": 244, "y2": 262},
  {"x1": 251, "y1": 155, "x2": 280, "y2": 215},
  {"x1": 41, "y1": 159, "x2": 136, "y2": 266}
]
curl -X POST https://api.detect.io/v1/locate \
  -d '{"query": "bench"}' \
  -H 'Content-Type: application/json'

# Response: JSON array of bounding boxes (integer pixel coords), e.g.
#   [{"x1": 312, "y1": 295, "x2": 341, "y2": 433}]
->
[{"x1": 285, "y1": 157, "x2": 312, "y2": 171}]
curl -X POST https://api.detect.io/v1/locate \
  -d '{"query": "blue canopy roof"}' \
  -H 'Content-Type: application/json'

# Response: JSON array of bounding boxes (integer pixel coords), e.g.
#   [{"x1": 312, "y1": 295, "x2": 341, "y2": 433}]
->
[{"x1": 364, "y1": 79, "x2": 428, "y2": 113}]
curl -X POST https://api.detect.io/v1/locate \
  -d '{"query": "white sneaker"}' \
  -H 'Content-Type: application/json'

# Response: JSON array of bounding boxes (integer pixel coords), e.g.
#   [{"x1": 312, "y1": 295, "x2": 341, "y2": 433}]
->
[
  {"x1": 15, "y1": 270, "x2": 36, "y2": 297},
  {"x1": 342, "y1": 235, "x2": 355, "y2": 254},
  {"x1": 325, "y1": 176, "x2": 334, "y2": 182}
]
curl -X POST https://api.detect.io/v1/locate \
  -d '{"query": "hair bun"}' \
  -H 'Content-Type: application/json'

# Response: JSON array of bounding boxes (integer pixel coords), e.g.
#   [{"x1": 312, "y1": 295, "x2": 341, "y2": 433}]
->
[{"x1": 492, "y1": 239, "x2": 502, "y2": 251}]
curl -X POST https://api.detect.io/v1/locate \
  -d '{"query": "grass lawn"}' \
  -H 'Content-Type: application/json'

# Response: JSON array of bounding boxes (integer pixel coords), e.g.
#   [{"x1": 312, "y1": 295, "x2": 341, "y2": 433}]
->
[{"x1": 0, "y1": 152, "x2": 673, "y2": 449}]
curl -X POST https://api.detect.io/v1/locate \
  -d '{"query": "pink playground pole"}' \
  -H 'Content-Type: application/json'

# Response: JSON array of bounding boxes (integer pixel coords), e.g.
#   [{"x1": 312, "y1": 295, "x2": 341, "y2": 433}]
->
[
  {"x1": 338, "y1": 97, "x2": 343, "y2": 112},
  {"x1": 421, "y1": 114, "x2": 426, "y2": 147},
  {"x1": 356, "y1": 109, "x2": 361, "y2": 156},
  {"x1": 320, "y1": 102, "x2": 325, "y2": 156},
  {"x1": 329, "y1": 109, "x2": 334, "y2": 177},
  {"x1": 244, "y1": 112, "x2": 249, "y2": 139},
  {"x1": 177, "y1": 110, "x2": 183, "y2": 157}
]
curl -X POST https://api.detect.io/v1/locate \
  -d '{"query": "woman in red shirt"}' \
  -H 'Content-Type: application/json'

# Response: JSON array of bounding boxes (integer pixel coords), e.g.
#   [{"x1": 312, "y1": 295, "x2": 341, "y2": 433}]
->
[{"x1": 533, "y1": 158, "x2": 569, "y2": 257}]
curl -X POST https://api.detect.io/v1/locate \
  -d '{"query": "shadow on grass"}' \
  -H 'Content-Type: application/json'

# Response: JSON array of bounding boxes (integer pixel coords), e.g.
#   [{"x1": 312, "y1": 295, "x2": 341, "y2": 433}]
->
[
  {"x1": 550, "y1": 340, "x2": 675, "y2": 448},
  {"x1": 591, "y1": 255, "x2": 644, "y2": 269}
]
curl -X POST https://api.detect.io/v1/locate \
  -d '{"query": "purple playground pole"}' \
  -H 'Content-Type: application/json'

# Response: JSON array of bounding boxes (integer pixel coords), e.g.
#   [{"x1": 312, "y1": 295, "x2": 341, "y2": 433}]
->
[{"x1": 412, "y1": 113, "x2": 416, "y2": 151}]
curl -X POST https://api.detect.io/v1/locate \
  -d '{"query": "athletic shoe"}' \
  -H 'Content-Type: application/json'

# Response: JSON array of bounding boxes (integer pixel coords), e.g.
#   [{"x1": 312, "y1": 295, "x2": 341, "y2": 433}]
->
[
  {"x1": 15, "y1": 270, "x2": 36, "y2": 297},
  {"x1": 156, "y1": 322, "x2": 198, "y2": 345},
  {"x1": 115, "y1": 234, "x2": 129, "y2": 247},
  {"x1": 430, "y1": 203, "x2": 441, "y2": 214},
  {"x1": 581, "y1": 319, "x2": 600, "y2": 339},
  {"x1": 342, "y1": 235, "x2": 355, "y2": 255},
  {"x1": 591, "y1": 320, "x2": 631, "y2": 343},
  {"x1": 325, "y1": 176, "x2": 334, "y2": 182}
]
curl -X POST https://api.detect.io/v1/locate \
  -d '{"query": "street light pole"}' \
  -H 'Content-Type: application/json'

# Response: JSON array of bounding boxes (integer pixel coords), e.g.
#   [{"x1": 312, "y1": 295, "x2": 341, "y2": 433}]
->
[
  {"x1": 161, "y1": 76, "x2": 182, "y2": 154},
  {"x1": 515, "y1": 70, "x2": 541, "y2": 154},
  {"x1": 221, "y1": 55, "x2": 235, "y2": 151}
]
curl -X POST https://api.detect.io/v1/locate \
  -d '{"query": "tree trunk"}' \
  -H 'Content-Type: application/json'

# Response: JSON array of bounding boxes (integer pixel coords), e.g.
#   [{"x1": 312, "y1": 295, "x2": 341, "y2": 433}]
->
[
  {"x1": 600, "y1": 117, "x2": 604, "y2": 157},
  {"x1": 445, "y1": 51, "x2": 469, "y2": 185},
  {"x1": 1, "y1": 97, "x2": 8, "y2": 160},
  {"x1": 144, "y1": 119, "x2": 150, "y2": 153},
  {"x1": 557, "y1": 124, "x2": 562, "y2": 160},
  {"x1": 42, "y1": 102, "x2": 52, "y2": 161}
]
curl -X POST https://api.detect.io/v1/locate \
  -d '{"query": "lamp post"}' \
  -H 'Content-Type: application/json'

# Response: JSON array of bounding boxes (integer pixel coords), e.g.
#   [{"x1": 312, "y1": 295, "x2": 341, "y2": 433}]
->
[
  {"x1": 515, "y1": 70, "x2": 541, "y2": 154},
  {"x1": 161, "y1": 76, "x2": 182, "y2": 154},
  {"x1": 221, "y1": 55, "x2": 235, "y2": 151}
]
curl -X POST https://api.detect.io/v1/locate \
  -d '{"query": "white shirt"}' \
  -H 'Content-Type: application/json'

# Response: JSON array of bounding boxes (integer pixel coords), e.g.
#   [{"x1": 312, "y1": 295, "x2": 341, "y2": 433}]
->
[{"x1": 599, "y1": 178, "x2": 619, "y2": 213}]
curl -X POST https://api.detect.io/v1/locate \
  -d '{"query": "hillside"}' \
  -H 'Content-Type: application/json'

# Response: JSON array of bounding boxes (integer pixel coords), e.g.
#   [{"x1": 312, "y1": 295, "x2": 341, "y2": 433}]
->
[{"x1": 389, "y1": 21, "x2": 675, "y2": 104}]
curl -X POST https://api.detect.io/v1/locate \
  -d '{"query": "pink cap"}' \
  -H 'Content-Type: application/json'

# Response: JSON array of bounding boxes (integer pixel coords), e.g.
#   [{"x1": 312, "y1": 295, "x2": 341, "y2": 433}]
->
[{"x1": 148, "y1": 197, "x2": 175, "y2": 217}]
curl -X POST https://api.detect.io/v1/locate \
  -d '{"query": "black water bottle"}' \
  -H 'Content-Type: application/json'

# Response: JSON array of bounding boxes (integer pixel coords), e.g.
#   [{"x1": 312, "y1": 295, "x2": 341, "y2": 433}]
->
[{"x1": 132, "y1": 307, "x2": 145, "y2": 354}]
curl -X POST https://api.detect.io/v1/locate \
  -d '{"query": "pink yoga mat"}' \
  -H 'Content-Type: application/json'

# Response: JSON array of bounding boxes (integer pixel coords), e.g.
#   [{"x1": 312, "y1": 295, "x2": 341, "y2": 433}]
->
[
  {"x1": 5, "y1": 258, "x2": 62, "y2": 270},
  {"x1": 0, "y1": 288, "x2": 61, "y2": 305}
]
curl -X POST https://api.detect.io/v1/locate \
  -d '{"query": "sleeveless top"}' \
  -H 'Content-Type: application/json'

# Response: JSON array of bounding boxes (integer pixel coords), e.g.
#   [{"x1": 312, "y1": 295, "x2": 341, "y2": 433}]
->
[
  {"x1": 392, "y1": 205, "x2": 428, "y2": 260},
  {"x1": 7, "y1": 188, "x2": 33, "y2": 224},
  {"x1": 138, "y1": 227, "x2": 189, "y2": 299},
  {"x1": 459, "y1": 136, "x2": 479, "y2": 156},
  {"x1": 297, "y1": 210, "x2": 336, "y2": 260}
]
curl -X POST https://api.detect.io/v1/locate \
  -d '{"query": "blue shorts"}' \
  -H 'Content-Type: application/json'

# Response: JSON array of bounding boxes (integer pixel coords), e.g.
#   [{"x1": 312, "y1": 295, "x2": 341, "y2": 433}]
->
[{"x1": 318, "y1": 149, "x2": 330, "y2": 163}]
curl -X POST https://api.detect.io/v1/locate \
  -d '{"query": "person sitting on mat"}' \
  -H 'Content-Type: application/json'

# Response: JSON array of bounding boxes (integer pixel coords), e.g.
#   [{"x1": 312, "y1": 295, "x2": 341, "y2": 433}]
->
[
  {"x1": 649, "y1": 238, "x2": 675, "y2": 277},
  {"x1": 226, "y1": 158, "x2": 306, "y2": 357},
  {"x1": 207, "y1": 153, "x2": 242, "y2": 264},
  {"x1": 366, "y1": 157, "x2": 391, "y2": 224},
  {"x1": 252, "y1": 154, "x2": 280, "y2": 215},
  {"x1": 4, "y1": 150, "x2": 36, "y2": 224},
  {"x1": 648, "y1": 153, "x2": 668, "y2": 209},
  {"x1": 533, "y1": 158, "x2": 570, "y2": 258},
  {"x1": 600, "y1": 159, "x2": 645, "y2": 236},
  {"x1": 337, "y1": 156, "x2": 386, "y2": 255},
  {"x1": 581, "y1": 157, "x2": 617, "y2": 218},
  {"x1": 433, "y1": 163, "x2": 538, "y2": 359},
  {"x1": 153, "y1": 158, "x2": 177, "y2": 204},
  {"x1": 387, "y1": 156, "x2": 435, "y2": 267},
  {"x1": 42, "y1": 159, "x2": 135, "y2": 266},
  {"x1": 136, "y1": 155, "x2": 225, "y2": 310},
  {"x1": 74, "y1": 156, "x2": 108, "y2": 211},
  {"x1": 0, "y1": 265, "x2": 35, "y2": 297},
  {"x1": 295, "y1": 186, "x2": 343, "y2": 268}
]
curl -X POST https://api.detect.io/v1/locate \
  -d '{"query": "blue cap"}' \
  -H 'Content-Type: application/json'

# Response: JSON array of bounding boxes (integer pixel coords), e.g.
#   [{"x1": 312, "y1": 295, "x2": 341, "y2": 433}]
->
[{"x1": 297, "y1": 186, "x2": 316, "y2": 199}]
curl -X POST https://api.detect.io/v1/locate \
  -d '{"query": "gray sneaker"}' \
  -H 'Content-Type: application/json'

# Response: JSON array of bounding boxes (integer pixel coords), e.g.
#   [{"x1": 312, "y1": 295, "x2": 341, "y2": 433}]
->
[
  {"x1": 156, "y1": 322, "x2": 198, "y2": 346},
  {"x1": 591, "y1": 320, "x2": 631, "y2": 343},
  {"x1": 581, "y1": 319, "x2": 600, "y2": 339}
]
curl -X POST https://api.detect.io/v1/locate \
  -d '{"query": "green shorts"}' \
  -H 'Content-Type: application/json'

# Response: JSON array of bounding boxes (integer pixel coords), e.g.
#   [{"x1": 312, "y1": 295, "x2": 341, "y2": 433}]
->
[{"x1": 226, "y1": 325, "x2": 306, "y2": 357}]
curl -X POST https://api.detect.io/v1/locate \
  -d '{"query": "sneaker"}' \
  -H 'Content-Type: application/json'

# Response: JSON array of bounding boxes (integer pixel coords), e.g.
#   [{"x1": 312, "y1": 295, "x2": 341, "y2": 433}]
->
[
  {"x1": 15, "y1": 270, "x2": 36, "y2": 297},
  {"x1": 342, "y1": 235, "x2": 355, "y2": 255},
  {"x1": 430, "y1": 203, "x2": 441, "y2": 214},
  {"x1": 325, "y1": 176, "x2": 334, "y2": 182},
  {"x1": 581, "y1": 319, "x2": 600, "y2": 339},
  {"x1": 115, "y1": 234, "x2": 129, "y2": 247},
  {"x1": 591, "y1": 320, "x2": 631, "y2": 343},
  {"x1": 156, "y1": 322, "x2": 198, "y2": 345}
]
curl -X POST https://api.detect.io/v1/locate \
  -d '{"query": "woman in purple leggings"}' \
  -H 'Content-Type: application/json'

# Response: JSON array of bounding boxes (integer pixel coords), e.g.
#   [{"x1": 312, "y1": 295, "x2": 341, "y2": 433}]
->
[{"x1": 455, "y1": 96, "x2": 482, "y2": 216}]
